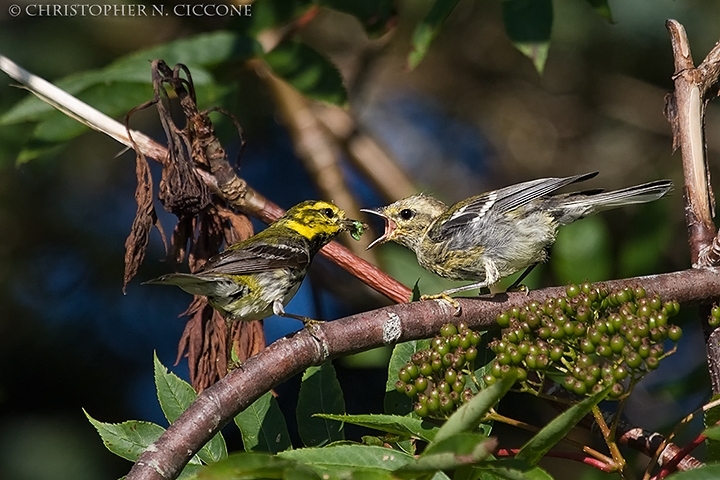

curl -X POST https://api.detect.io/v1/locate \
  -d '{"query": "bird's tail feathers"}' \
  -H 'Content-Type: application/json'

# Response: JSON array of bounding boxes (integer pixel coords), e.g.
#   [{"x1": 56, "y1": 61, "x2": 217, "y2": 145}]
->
[
  {"x1": 565, "y1": 179, "x2": 673, "y2": 212},
  {"x1": 143, "y1": 273, "x2": 226, "y2": 296}
]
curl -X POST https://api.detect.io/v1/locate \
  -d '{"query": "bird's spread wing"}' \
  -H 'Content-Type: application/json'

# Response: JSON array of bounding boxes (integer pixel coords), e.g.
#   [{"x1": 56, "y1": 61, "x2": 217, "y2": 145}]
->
[
  {"x1": 430, "y1": 172, "x2": 599, "y2": 238},
  {"x1": 200, "y1": 241, "x2": 310, "y2": 275}
]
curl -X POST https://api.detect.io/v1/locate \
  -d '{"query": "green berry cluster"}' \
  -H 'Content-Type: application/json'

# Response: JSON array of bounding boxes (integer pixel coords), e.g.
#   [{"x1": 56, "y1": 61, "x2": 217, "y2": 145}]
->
[
  {"x1": 486, "y1": 283, "x2": 682, "y2": 399},
  {"x1": 395, "y1": 323, "x2": 481, "y2": 418}
]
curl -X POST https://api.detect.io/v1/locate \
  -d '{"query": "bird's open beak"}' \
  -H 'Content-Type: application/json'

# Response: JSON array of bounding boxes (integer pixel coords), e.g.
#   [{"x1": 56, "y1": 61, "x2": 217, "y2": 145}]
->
[{"x1": 360, "y1": 208, "x2": 396, "y2": 250}]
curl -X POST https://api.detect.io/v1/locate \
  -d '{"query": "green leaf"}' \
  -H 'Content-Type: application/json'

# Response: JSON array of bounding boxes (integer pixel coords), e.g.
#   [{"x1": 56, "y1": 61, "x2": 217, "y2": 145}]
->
[
  {"x1": 234, "y1": 391, "x2": 292, "y2": 453},
  {"x1": 408, "y1": 0, "x2": 461, "y2": 70},
  {"x1": 502, "y1": 0, "x2": 553, "y2": 74},
  {"x1": 316, "y1": 0, "x2": 395, "y2": 36},
  {"x1": 2, "y1": 31, "x2": 259, "y2": 125},
  {"x1": 584, "y1": 0, "x2": 613, "y2": 23},
  {"x1": 666, "y1": 464, "x2": 720, "y2": 479},
  {"x1": 195, "y1": 451, "x2": 321, "y2": 480},
  {"x1": 432, "y1": 373, "x2": 517, "y2": 445},
  {"x1": 385, "y1": 339, "x2": 431, "y2": 415},
  {"x1": 279, "y1": 444, "x2": 413, "y2": 471},
  {"x1": 84, "y1": 410, "x2": 166, "y2": 462},
  {"x1": 397, "y1": 433, "x2": 494, "y2": 474},
  {"x1": 516, "y1": 386, "x2": 611, "y2": 465},
  {"x1": 297, "y1": 361, "x2": 346, "y2": 447},
  {"x1": 264, "y1": 40, "x2": 347, "y2": 105},
  {"x1": 154, "y1": 353, "x2": 197, "y2": 423},
  {"x1": 314, "y1": 413, "x2": 439, "y2": 442},
  {"x1": 153, "y1": 353, "x2": 227, "y2": 464}
]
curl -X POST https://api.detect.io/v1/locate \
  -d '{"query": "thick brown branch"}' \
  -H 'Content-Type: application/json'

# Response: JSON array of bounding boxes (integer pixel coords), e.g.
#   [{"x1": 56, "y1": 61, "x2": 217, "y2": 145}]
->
[
  {"x1": 666, "y1": 19, "x2": 720, "y2": 394},
  {"x1": 127, "y1": 267, "x2": 720, "y2": 480},
  {"x1": 665, "y1": 20, "x2": 717, "y2": 265}
]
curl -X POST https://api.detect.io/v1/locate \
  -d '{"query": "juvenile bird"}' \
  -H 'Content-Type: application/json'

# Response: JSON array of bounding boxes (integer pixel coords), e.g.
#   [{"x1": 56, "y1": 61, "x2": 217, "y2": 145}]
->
[
  {"x1": 362, "y1": 172, "x2": 672, "y2": 306},
  {"x1": 146, "y1": 200, "x2": 366, "y2": 324}
]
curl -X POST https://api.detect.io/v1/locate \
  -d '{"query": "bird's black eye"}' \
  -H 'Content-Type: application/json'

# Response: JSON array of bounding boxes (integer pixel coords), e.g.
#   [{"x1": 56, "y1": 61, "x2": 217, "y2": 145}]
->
[
  {"x1": 399, "y1": 208, "x2": 415, "y2": 220},
  {"x1": 323, "y1": 208, "x2": 335, "y2": 218}
]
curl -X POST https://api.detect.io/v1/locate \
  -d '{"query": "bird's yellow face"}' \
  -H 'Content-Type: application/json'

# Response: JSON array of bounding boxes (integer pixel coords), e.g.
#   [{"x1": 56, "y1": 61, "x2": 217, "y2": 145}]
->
[
  {"x1": 362, "y1": 194, "x2": 447, "y2": 252},
  {"x1": 282, "y1": 200, "x2": 365, "y2": 242}
]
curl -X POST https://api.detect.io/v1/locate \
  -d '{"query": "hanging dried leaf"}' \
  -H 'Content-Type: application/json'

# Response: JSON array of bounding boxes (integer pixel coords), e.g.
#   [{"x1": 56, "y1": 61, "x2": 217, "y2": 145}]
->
[
  {"x1": 169, "y1": 215, "x2": 193, "y2": 265},
  {"x1": 152, "y1": 61, "x2": 212, "y2": 216},
  {"x1": 122, "y1": 149, "x2": 163, "y2": 292},
  {"x1": 128, "y1": 59, "x2": 265, "y2": 391},
  {"x1": 175, "y1": 297, "x2": 228, "y2": 391},
  {"x1": 216, "y1": 204, "x2": 254, "y2": 246},
  {"x1": 230, "y1": 320, "x2": 265, "y2": 366}
]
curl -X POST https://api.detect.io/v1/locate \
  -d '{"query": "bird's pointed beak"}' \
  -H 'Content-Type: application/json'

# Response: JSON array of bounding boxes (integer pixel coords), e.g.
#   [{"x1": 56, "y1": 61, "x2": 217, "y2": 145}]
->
[{"x1": 360, "y1": 208, "x2": 396, "y2": 250}]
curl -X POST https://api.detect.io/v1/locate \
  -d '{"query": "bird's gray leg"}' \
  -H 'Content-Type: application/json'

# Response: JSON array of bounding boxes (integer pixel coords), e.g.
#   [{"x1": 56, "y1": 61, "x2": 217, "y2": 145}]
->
[
  {"x1": 272, "y1": 299, "x2": 323, "y2": 325},
  {"x1": 506, "y1": 263, "x2": 539, "y2": 293}
]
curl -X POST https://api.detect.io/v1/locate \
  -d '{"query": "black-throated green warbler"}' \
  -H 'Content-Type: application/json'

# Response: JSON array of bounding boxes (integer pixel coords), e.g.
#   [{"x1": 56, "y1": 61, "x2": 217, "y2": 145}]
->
[
  {"x1": 146, "y1": 200, "x2": 366, "y2": 323},
  {"x1": 362, "y1": 172, "x2": 672, "y2": 306}
]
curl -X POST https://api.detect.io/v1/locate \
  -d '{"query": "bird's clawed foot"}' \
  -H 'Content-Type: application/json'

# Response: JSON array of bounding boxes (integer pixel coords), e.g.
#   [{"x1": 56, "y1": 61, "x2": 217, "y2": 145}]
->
[
  {"x1": 420, "y1": 293, "x2": 462, "y2": 316},
  {"x1": 506, "y1": 283, "x2": 530, "y2": 295}
]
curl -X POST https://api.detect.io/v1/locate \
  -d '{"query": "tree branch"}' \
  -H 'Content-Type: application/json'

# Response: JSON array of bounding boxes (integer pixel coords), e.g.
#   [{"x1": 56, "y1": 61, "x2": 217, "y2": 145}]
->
[
  {"x1": 127, "y1": 267, "x2": 720, "y2": 480},
  {"x1": 665, "y1": 20, "x2": 718, "y2": 266},
  {"x1": 665, "y1": 19, "x2": 720, "y2": 393}
]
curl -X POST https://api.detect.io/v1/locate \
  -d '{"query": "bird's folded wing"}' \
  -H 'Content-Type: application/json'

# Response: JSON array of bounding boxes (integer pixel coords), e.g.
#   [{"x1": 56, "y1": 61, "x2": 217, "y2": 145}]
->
[
  {"x1": 201, "y1": 241, "x2": 310, "y2": 275},
  {"x1": 433, "y1": 172, "x2": 600, "y2": 236}
]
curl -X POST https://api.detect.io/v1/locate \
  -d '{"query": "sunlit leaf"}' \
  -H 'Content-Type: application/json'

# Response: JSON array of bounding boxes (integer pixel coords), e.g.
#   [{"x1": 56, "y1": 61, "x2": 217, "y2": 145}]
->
[
  {"x1": 315, "y1": 413, "x2": 439, "y2": 442},
  {"x1": 84, "y1": 410, "x2": 180, "y2": 463},
  {"x1": 397, "y1": 433, "x2": 494, "y2": 474},
  {"x1": 432, "y1": 372, "x2": 516, "y2": 444},
  {"x1": 279, "y1": 444, "x2": 413, "y2": 471},
  {"x1": 153, "y1": 353, "x2": 226, "y2": 464}
]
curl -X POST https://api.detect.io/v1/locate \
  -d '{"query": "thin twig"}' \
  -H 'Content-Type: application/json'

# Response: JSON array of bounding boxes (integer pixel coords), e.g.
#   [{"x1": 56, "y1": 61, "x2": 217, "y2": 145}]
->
[{"x1": 496, "y1": 448, "x2": 616, "y2": 473}]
